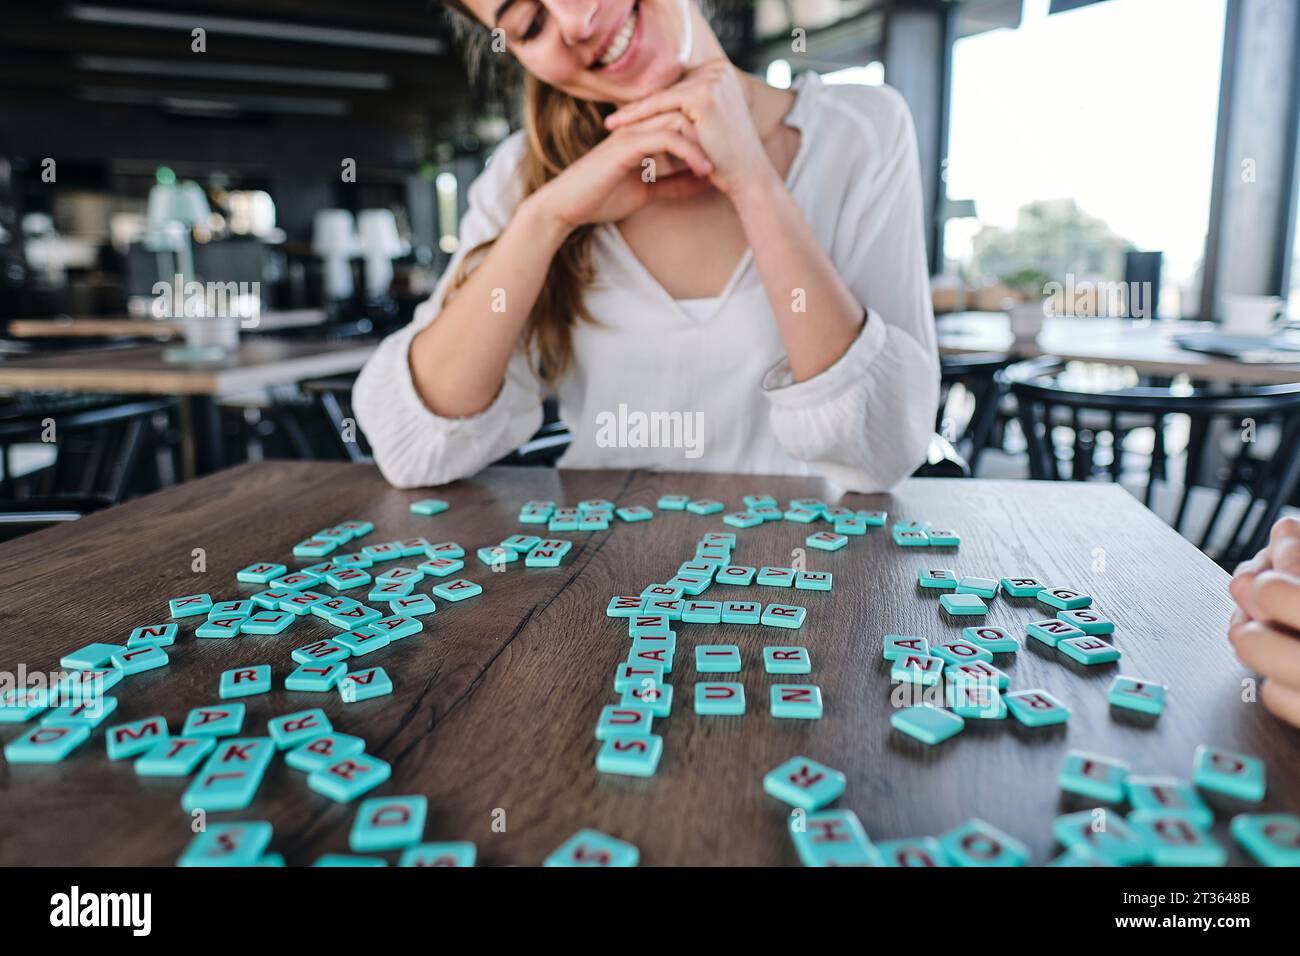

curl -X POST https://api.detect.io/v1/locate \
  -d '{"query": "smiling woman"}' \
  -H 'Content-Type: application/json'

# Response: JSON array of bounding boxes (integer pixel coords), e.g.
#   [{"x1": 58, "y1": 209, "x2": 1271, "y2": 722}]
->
[{"x1": 352, "y1": 0, "x2": 940, "y2": 491}]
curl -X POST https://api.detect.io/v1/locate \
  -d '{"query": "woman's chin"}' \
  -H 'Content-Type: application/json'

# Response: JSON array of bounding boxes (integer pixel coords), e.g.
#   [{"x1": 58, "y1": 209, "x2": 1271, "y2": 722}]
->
[{"x1": 598, "y1": 61, "x2": 685, "y2": 106}]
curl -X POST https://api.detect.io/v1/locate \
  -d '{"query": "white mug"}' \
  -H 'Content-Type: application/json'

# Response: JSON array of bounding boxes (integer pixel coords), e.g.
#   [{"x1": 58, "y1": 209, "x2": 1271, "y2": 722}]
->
[{"x1": 1224, "y1": 294, "x2": 1285, "y2": 337}]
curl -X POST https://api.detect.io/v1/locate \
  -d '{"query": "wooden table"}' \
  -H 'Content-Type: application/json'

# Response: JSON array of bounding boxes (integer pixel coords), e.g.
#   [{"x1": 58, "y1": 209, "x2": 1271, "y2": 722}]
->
[
  {"x1": 0, "y1": 461, "x2": 1294, "y2": 866},
  {"x1": 6, "y1": 310, "x2": 327, "y2": 340},
  {"x1": 939, "y1": 312, "x2": 1300, "y2": 385},
  {"x1": 0, "y1": 339, "x2": 374, "y2": 476},
  {"x1": 0, "y1": 338, "x2": 373, "y2": 395}
]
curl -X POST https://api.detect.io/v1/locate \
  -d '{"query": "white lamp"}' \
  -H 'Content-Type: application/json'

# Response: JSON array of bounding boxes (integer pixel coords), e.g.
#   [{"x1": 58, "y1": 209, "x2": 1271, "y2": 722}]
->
[
  {"x1": 357, "y1": 208, "x2": 406, "y2": 300},
  {"x1": 312, "y1": 208, "x2": 358, "y2": 301},
  {"x1": 145, "y1": 179, "x2": 212, "y2": 285}
]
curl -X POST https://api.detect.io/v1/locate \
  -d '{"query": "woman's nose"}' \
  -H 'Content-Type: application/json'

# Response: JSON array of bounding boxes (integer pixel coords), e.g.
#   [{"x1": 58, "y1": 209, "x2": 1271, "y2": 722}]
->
[{"x1": 549, "y1": 0, "x2": 600, "y2": 46}]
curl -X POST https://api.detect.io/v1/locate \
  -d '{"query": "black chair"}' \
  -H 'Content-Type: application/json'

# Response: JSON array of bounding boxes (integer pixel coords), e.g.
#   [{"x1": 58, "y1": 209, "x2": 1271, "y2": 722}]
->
[
  {"x1": 999, "y1": 358, "x2": 1300, "y2": 565},
  {"x1": 915, "y1": 433, "x2": 970, "y2": 478},
  {"x1": 940, "y1": 352, "x2": 1013, "y2": 474},
  {"x1": 0, "y1": 394, "x2": 178, "y2": 539}
]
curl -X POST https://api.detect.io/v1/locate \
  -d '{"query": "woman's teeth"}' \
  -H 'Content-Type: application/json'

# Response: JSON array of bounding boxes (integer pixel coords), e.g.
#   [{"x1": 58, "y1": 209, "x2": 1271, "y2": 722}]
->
[{"x1": 597, "y1": 8, "x2": 637, "y2": 67}]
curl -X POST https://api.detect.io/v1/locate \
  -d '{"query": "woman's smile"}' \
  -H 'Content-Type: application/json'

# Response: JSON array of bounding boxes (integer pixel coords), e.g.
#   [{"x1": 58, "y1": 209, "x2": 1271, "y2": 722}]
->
[
  {"x1": 591, "y1": 2, "x2": 641, "y2": 72},
  {"x1": 486, "y1": 0, "x2": 691, "y2": 104}
]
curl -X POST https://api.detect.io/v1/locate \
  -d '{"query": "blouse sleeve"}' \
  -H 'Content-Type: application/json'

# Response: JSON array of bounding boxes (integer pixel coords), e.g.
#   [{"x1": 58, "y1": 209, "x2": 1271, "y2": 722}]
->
[
  {"x1": 352, "y1": 132, "x2": 545, "y2": 489},
  {"x1": 761, "y1": 85, "x2": 940, "y2": 493}
]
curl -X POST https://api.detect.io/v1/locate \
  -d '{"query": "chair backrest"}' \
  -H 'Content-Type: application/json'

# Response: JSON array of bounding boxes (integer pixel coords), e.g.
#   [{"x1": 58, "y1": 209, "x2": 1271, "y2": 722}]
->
[
  {"x1": 998, "y1": 358, "x2": 1300, "y2": 564},
  {"x1": 0, "y1": 396, "x2": 175, "y2": 503}
]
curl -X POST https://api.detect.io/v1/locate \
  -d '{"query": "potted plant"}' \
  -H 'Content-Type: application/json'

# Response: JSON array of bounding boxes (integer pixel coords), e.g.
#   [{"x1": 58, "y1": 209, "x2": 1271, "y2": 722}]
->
[{"x1": 1001, "y1": 268, "x2": 1051, "y2": 341}]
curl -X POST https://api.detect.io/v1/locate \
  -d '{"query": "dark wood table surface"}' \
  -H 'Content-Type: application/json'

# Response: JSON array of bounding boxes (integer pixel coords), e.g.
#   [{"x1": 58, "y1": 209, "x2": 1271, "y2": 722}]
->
[{"x1": 0, "y1": 461, "x2": 1295, "y2": 866}]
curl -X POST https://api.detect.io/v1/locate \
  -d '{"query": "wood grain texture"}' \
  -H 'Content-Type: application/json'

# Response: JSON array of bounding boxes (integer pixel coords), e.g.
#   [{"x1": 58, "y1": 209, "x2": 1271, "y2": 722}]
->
[
  {"x1": 0, "y1": 460, "x2": 1296, "y2": 866},
  {"x1": 0, "y1": 339, "x2": 373, "y2": 395},
  {"x1": 939, "y1": 312, "x2": 1300, "y2": 385}
]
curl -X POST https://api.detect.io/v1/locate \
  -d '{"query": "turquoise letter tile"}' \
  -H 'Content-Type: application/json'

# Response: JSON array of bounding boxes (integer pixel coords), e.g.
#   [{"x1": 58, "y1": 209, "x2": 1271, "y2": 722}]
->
[
  {"x1": 135, "y1": 736, "x2": 216, "y2": 776},
  {"x1": 1060, "y1": 751, "x2": 1129, "y2": 804},
  {"x1": 430, "y1": 578, "x2": 482, "y2": 602},
  {"x1": 110, "y1": 644, "x2": 169, "y2": 675},
  {"x1": 938, "y1": 819, "x2": 1029, "y2": 867},
  {"x1": 596, "y1": 733, "x2": 664, "y2": 777},
  {"x1": 962, "y1": 625, "x2": 1019, "y2": 654},
  {"x1": 764, "y1": 646, "x2": 811, "y2": 674},
  {"x1": 1192, "y1": 745, "x2": 1266, "y2": 802},
  {"x1": 178, "y1": 821, "x2": 272, "y2": 867},
  {"x1": 544, "y1": 829, "x2": 639, "y2": 867},
  {"x1": 891, "y1": 705, "x2": 964, "y2": 744},
  {"x1": 789, "y1": 809, "x2": 881, "y2": 867},
  {"x1": 307, "y1": 752, "x2": 392, "y2": 802},
  {"x1": 1026, "y1": 618, "x2": 1085, "y2": 648},
  {"x1": 106, "y1": 715, "x2": 168, "y2": 759},
  {"x1": 939, "y1": 593, "x2": 987, "y2": 616},
  {"x1": 350, "y1": 795, "x2": 428, "y2": 851},
  {"x1": 771, "y1": 684, "x2": 823, "y2": 719},
  {"x1": 3, "y1": 724, "x2": 91, "y2": 763},
  {"x1": 1038, "y1": 586, "x2": 1091, "y2": 610},
  {"x1": 285, "y1": 661, "x2": 347, "y2": 692},
  {"x1": 695, "y1": 645, "x2": 740, "y2": 673},
  {"x1": 220, "y1": 665, "x2": 271, "y2": 699},
  {"x1": 338, "y1": 666, "x2": 393, "y2": 703},
  {"x1": 883, "y1": 634, "x2": 929, "y2": 661},
  {"x1": 169, "y1": 593, "x2": 212, "y2": 618},
  {"x1": 1000, "y1": 576, "x2": 1048, "y2": 598},
  {"x1": 1058, "y1": 608, "x2": 1114, "y2": 635},
  {"x1": 1108, "y1": 675, "x2": 1167, "y2": 715},
  {"x1": 1059, "y1": 636, "x2": 1121, "y2": 665},
  {"x1": 1128, "y1": 813, "x2": 1226, "y2": 866},
  {"x1": 721, "y1": 600, "x2": 761, "y2": 624},
  {"x1": 761, "y1": 604, "x2": 807, "y2": 629},
  {"x1": 1126, "y1": 775, "x2": 1212, "y2": 827},
  {"x1": 126, "y1": 624, "x2": 178, "y2": 648},
  {"x1": 956, "y1": 577, "x2": 999, "y2": 599},
  {"x1": 399, "y1": 842, "x2": 477, "y2": 866},
  {"x1": 268, "y1": 708, "x2": 332, "y2": 749},
  {"x1": 596, "y1": 704, "x2": 653, "y2": 739},
  {"x1": 1230, "y1": 814, "x2": 1300, "y2": 867},
  {"x1": 694, "y1": 682, "x2": 745, "y2": 715},
  {"x1": 182, "y1": 703, "x2": 246, "y2": 738},
  {"x1": 918, "y1": 568, "x2": 957, "y2": 590},
  {"x1": 1006, "y1": 689, "x2": 1070, "y2": 727},
  {"x1": 285, "y1": 732, "x2": 366, "y2": 773},
  {"x1": 61, "y1": 642, "x2": 126, "y2": 670},
  {"x1": 876, "y1": 837, "x2": 948, "y2": 867},
  {"x1": 763, "y1": 756, "x2": 845, "y2": 810}
]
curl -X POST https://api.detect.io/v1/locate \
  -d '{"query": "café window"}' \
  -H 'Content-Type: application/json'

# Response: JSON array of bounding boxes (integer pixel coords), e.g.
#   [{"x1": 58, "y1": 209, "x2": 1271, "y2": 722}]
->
[{"x1": 942, "y1": 0, "x2": 1227, "y2": 319}]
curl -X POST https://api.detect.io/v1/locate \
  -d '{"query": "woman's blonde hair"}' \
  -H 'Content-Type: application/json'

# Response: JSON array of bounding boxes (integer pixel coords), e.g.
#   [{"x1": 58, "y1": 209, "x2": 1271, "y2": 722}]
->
[{"x1": 442, "y1": 1, "x2": 610, "y2": 385}]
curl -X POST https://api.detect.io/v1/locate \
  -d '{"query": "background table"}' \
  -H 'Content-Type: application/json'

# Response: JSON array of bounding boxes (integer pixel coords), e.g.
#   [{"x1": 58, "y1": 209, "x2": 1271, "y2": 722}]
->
[
  {"x1": 0, "y1": 339, "x2": 375, "y2": 476},
  {"x1": 0, "y1": 461, "x2": 1294, "y2": 866},
  {"x1": 6, "y1": 310, "x2": 328, "y2": 340},
  {"x1": 939, "y1": 312, "x2": 1300, "y2": 385}
]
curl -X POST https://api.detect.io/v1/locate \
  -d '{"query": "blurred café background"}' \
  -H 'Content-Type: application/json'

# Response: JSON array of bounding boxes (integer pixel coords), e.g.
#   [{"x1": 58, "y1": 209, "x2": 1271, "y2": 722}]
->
[{"x1": 0, "y1": 0, "x2": 1298, "y2": 566}]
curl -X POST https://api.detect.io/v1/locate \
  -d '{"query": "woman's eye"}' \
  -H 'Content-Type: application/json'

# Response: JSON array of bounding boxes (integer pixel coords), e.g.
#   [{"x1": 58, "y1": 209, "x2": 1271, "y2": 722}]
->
[{"x1": 519, "y1": 9, "x2": 545, "y2": 42}]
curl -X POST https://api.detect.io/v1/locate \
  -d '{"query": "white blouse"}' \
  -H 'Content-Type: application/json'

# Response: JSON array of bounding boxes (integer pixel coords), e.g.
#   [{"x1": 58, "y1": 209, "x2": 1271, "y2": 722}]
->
[{"x1": 353, "y1": 73, "x2": 939, "y2": 492}]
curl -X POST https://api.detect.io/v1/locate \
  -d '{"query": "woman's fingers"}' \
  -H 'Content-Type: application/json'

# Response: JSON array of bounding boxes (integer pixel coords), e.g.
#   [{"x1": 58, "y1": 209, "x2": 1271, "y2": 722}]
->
[
  {"x1": 625, "y1": 129, "x2": 712, "y2": 178},
  {"x1": 1249, "y1": 570, "x2": 1300, "y2": 634},
  {"x1": 606, "y1": 85, "x2": 697, "y2": 130},
  {"x1": 621, "y1": 110, "x2": 697, "y2": 135},
  {"x1": 1261, "y1": 678, "x2": 1300, "y2": 728},
  {"x1": 649, "y1": 172, "x2": 714, "y2": 202},
  {"x1": 1268, "y1": 515, "x2": 1300, "y2": 549},
  {"x1": 1229, "y1": 616, "x2": 1300, "y2": 688},
  {"x1": 1270, "y1": 534, "x2": 1300, "y2": 577}
]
